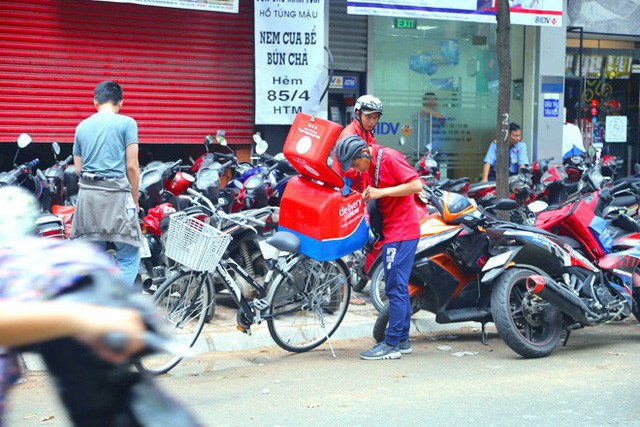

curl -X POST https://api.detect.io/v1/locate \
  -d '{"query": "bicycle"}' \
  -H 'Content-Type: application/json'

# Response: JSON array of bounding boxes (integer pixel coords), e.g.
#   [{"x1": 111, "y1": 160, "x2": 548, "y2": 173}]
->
[{"x1": 135, "y1": 189, "x2": 352, "y2": 375}]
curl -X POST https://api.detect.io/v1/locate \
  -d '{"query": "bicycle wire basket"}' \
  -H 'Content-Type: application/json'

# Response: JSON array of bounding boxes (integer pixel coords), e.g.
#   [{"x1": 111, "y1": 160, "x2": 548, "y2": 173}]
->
[{"x1": 164, "y1": 212, "x2": 232, "y2": 272}]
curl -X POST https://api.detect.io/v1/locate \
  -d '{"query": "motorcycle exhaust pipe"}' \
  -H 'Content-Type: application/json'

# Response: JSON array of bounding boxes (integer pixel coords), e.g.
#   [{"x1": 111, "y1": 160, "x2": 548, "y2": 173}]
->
[{"x1": 526, "y1": 275, "x2": 600, "y2": 325}]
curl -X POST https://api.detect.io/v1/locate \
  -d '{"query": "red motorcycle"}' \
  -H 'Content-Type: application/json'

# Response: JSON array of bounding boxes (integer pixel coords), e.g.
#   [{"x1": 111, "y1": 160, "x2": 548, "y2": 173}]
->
[{"x1": 534, "y1": 168, "x2": 640, "y2": 263}]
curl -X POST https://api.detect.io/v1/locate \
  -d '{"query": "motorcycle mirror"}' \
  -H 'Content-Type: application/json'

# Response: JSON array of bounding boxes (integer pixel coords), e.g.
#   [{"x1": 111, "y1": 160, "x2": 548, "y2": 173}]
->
[
  {"x1": 204, "y1": 134, "x2": 214, "y2": 150},
  {"x1": 17, "y1": 133, "x2": 32, "y2": 148},
  {"x1": 491, "y1": 198, "x2": 518, "y2": 211},
  {"x1": 254, "y1": 132, "x2": 269, "y2": 155},
  {"x1": 255, "y1": 140, "x2": 269, "y2": 155},
  {"x1": 216, "y1": 130, "x2": 227, "y2": 146},
  {"x1": 52, "y1": 142, "x2": 61, "y2": 158}
]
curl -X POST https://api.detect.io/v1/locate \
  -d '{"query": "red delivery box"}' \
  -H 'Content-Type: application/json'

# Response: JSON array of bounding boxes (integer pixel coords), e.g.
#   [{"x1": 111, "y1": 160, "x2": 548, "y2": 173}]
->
[
  {"x1": 282, "y1": 113, "x2": 344, "y2": 188},
  {"x1": 279, "y1": 176, "x2": 369, "y2": 261}
]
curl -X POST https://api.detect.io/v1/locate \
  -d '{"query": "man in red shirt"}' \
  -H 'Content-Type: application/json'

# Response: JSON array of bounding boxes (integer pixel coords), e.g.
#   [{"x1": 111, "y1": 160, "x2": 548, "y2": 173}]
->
[
  {"x1": 338, "y1": 95, "x2": 383, "y2": 193},
  {"x1": 335, "y1": 135, "x2": 422, "y2": 360}
]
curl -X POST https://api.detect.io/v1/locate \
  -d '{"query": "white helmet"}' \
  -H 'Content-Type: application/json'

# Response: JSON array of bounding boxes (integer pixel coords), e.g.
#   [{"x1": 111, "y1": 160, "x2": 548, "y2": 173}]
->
[
  {"x1": 0, "y1": 186, "x2": 38, "y2": 240},
  {"x1": 354, "y1": 95, "x2": 384, "y2": 115}
]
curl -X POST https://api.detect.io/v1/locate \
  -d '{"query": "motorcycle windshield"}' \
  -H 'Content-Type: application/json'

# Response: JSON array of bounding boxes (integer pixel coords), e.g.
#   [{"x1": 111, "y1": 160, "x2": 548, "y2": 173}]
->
[{"x1": 445, "y1": 191, "x2": 473, "y2": 214}]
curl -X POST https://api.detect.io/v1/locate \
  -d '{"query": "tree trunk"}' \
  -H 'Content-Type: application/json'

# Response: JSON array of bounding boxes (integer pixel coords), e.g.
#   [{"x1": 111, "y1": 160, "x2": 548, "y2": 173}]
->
[{"x1": 495, "y1": 0, "x2": 511, "y2": 206}]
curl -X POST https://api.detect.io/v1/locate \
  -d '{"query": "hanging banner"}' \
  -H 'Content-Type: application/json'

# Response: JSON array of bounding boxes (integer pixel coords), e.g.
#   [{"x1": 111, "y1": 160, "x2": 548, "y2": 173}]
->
[
  {"x1": 255, "y1": 0, "x2": 326, "y2": 125},
  {"x1": 346, "y1": 0, "x2": 563, "y2": 27},
  {"x1": 568, "y1": 0, "x2": 640, "y2": 36},
  {"x1": 93, "y1": 0, "x2": 238, "y2": 13}
]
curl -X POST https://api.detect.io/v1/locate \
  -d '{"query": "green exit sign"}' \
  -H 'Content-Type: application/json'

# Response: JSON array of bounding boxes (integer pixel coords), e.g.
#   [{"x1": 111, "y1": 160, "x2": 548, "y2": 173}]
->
[{"x1": 394, "y1": 18, "x2": 417, "y2": 30}]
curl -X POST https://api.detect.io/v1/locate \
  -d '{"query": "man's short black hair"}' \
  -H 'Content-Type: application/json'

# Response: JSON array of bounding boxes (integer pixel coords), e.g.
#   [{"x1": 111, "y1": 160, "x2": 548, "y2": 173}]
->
[
  {"x1": 509, "y1": 122, "x2": 521, "y2": 133},
  {"x1": 94, "y1": 80, "x2": 123, "y2": 105}
]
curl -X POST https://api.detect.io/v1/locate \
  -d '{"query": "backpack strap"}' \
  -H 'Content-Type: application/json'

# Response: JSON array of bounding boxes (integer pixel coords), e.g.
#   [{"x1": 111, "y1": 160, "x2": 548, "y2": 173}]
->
[{"x1": 374, "y1": 148, "x2": 384, "y2": 188}]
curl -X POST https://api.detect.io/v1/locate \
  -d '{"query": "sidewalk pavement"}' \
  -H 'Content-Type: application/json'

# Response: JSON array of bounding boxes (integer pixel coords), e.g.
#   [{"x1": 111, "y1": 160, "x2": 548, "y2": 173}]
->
[{"x1": 20, "y1": 288, "x2": 480, "y2": 372}]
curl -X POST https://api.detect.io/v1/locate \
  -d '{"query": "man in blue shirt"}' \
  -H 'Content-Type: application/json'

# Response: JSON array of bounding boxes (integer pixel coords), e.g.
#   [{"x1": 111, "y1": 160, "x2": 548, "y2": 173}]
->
[
  {"x1": 71, "y1": 81, "x2": 141, "y2": 287},
  {"x1": 481, "y1": 122, "x2": 529, "y2": 181}
]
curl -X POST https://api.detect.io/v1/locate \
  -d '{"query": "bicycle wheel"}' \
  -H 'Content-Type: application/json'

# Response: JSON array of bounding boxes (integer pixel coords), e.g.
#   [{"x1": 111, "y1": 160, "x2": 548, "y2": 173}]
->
[
  {"x1": 135, "y1": 269, "x2": 213, "y2": 375},
  {"x1": 267, "y1": 256, "x2": 351, "y2": 352}
]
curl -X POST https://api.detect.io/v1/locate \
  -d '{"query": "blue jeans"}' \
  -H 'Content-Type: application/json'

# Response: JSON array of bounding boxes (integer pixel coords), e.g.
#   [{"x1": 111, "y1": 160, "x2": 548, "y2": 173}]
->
[
  {"x1": 383, "y1": 239, "x2": 418, "y2": 347},
  {"x1": 94, "y1": 240, "x2": 140, "y2": 287}
]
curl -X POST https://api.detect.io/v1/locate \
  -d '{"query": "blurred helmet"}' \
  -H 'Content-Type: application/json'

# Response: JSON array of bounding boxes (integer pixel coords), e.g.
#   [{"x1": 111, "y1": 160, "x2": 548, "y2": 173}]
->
[
  {"x1": 354, "y1": 95, "x2": 384, "y2": 116},
  {"x1": 335, "y1": 135, "x2": 369, "y2": 172},
  {"x1": 0, "y1": 186, "x2": 38, "y2": 240}
]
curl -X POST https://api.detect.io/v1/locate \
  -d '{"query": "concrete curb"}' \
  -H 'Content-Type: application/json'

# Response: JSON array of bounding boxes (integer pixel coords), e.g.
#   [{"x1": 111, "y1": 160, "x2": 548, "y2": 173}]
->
[{"x1": 20, "y1": 304, "x2": 482, "y2": 372}]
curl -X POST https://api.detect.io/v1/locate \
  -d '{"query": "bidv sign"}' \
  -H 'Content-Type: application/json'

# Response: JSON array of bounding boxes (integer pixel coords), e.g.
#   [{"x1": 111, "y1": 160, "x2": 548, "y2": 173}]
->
[
  {"x1": 374, "y1": 122, "x2": 401, "y2": 135},
  {"x1": 535, "y1": 16, "x2": 558, "y2": 25}
]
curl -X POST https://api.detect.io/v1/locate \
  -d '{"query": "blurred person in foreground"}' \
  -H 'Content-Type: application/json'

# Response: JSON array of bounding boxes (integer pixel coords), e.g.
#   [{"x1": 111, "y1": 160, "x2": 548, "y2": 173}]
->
[{"x1": 0, "y1": 186, "x2": 146, "y2": 420}]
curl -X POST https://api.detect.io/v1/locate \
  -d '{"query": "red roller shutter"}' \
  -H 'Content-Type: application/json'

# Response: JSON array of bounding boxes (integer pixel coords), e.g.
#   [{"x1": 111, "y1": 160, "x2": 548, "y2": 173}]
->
[{"x1": 0, "y1": 0, "x2": 254, "y2": 145}]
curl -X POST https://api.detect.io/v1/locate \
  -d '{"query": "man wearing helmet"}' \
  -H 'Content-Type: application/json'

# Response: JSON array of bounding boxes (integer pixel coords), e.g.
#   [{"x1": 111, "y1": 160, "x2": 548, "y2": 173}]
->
[
  {"x1": 338, "y1": 95, "x2": 384, "y2": 192},
  {"x1": 335, "y1": 135, "x2": 422, "y2": 360}
]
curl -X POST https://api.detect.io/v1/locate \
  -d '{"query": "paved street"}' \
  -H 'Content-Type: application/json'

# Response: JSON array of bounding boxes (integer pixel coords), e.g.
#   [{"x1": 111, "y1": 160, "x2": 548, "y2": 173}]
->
[{"x1": 7, "y1": 312, "x2": 640, "y2": 427}]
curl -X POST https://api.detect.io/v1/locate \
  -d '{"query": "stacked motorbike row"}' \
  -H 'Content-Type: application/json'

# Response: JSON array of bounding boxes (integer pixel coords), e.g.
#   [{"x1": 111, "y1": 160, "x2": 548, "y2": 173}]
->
[
  {"x1": 4, "y1": 120, "x2": 640, "y2": 361},
  {"x1": 363, "y1": 148, "x2": 640, "y2": 357}
]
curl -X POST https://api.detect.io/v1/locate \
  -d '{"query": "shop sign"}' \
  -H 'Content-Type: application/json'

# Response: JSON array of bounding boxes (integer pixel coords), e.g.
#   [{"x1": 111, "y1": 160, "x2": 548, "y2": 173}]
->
[
  {"x1": 394, "y1": 18, "x2": 417, "y2": 29},
  {"x1": 605, "y1": 116, "x2": 627, "y2": 143},
  {"x1": 255, "y1": 0, "x2": 325, "y2": 124},
  {"x1": 543, "y1": 95, "x2": 559, "y2": 118},
  {"x1": 347, "y1": 0, "x2": 563, "y2": 27},
  {"x1": 93, "y1": 0, "x2": 238, "y2": 13},
  {"x1": 330, "y1": 76, "x2": 357, "y2": 90}
]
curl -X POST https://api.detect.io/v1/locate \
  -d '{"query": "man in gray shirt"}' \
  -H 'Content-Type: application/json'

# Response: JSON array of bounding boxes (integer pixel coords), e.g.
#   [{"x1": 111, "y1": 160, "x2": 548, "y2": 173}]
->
[{"x1": 71, "y1": 81, "x2": 142, "y2": 287}]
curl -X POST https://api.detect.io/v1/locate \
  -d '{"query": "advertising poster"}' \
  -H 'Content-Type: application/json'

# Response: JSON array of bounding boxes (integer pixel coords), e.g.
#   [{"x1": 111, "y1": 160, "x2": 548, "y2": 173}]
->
[
  {"x1": 347, "y1": 0, "x2": 563, "y2": 27},
  {"x1": 93, "y1": 0, "x2": 239, "y2": 13},
  {"x1": 255, "y1": 0, "x2": 325, "y2": 125},
  {"x1": 568, "y1": 0, "x2": 640, "y2": 36}
]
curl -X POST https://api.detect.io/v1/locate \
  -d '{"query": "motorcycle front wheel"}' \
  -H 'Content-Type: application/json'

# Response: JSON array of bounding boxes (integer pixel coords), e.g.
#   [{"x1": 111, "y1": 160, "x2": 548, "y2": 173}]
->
[
  {"x1": 369, "y1": 262, "x2": 387, "y2": 313},
  {"x1": 372, "y1": 296, "x2": 421, "y2": 343},
  {"x1": 490, "y1": 268, "x2": 562, "y2": 359}
]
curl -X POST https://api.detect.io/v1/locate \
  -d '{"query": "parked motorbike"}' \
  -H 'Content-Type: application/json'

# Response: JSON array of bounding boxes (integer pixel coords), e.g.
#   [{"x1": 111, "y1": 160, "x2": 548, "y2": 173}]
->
[
  {"x1": 485, "y1": 216, "x2": 640, "y2": 358},
  {"x1": 372, "y1": 188, "x2": 518, "y2": 342},
  {"x1": 40, "y1": 142, "x2": 73, "y2": 212},
  {"x1": 0, "y1": 134, "x2": 43, "y2": 198},
  {"x1": 0, "y1": 134, "x2": 67, "y2": 239},
  {"x1": 139, "y1": 159, "x2": 191, "y2": 214}
]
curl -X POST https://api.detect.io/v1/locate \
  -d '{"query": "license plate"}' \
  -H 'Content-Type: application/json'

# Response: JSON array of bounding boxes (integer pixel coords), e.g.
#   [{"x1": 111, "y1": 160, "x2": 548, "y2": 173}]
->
[{"x1": 140, "y1": 236, "x2": 151, "y2": 259}]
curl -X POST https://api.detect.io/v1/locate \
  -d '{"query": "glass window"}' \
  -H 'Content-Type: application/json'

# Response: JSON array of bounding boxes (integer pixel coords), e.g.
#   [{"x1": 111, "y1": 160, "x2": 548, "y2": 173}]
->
[
  {"x1": 371, "y1": 17, "x2": 524, "y2": 181},
  {"x1": 565, "y1": 39, "x2": 637, "y2": 165}
]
